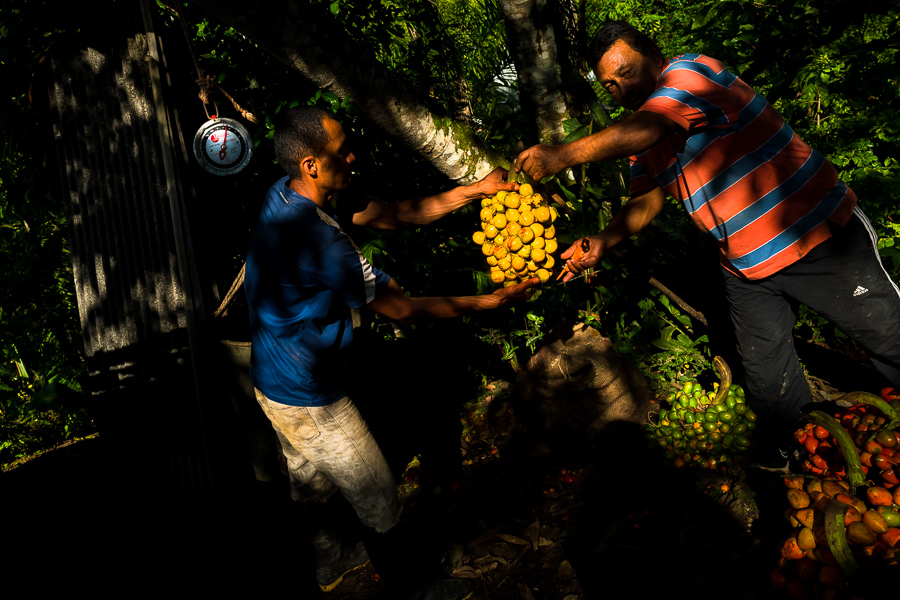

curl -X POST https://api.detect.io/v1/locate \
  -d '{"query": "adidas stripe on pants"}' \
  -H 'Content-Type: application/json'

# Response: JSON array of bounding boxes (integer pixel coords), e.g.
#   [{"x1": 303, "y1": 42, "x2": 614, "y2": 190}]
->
[{"x1": 722, "y1": 207, "x2": 900, "y2": 422}]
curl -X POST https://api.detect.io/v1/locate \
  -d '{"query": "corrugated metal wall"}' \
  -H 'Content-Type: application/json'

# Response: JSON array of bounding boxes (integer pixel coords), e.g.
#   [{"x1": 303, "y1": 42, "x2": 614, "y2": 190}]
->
[{"x1": 43, "y1": 0, "x2": 212, "y2": 496}]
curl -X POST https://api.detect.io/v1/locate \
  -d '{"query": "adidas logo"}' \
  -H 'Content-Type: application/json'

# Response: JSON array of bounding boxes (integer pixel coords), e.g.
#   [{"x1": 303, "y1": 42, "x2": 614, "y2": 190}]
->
[{"x1": 853, "y1": 285, "x2": 869, "y2": 297}]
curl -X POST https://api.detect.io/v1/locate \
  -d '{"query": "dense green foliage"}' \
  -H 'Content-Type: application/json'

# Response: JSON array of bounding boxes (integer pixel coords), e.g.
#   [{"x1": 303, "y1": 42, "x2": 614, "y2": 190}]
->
[
  {"x1": 2, "y1": 0, "x2": 898, "y2": 466},
  {"x1": 0, "y1": 2, "x2": 92, "y2": 467}
]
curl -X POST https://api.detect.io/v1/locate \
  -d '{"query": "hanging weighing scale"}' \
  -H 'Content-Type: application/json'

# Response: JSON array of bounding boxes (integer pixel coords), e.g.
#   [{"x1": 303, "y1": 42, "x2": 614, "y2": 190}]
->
[{"x1": 192, "y1": 116, "x2": 253, "y2": 176}]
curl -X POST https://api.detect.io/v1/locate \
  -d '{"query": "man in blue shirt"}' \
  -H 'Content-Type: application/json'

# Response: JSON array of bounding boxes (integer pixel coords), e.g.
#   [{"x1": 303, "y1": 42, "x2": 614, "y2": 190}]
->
[{"x1": 245, "y1": 106, "x2": 536, "y2": 599}]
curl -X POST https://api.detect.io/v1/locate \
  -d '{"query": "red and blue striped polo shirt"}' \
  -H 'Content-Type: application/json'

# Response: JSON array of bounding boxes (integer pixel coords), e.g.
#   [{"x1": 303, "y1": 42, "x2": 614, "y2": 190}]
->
[{"x1": 629, "y1": 54, "x2": 857, "y2": 280}]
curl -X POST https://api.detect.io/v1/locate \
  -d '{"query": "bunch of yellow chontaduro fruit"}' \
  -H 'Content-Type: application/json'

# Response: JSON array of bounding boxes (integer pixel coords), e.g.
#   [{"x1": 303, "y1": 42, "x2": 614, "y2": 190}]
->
[{"x1": 473, "y1": 183, "x2": 560, "y2": 286}]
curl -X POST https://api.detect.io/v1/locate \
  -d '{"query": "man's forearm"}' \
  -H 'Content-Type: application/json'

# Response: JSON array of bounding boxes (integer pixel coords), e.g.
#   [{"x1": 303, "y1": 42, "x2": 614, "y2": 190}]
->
[
  {"x1": 565, "y1": 112, "x2": 681, "y2": 166},
  {"x1": 517, "y1": 111, "x2": 683, "y2": 180},
  {"x1": 597, "y1": 188, "x2": 666, "y2": 248},
  {"x1": 392, "y1": 186, "x2": 480, "y2": 227}
]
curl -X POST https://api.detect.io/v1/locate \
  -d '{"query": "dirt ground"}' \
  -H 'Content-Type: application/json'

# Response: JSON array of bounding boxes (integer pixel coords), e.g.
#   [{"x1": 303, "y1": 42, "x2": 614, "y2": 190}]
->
[{"x1": 2, "y1": 335, "x2": 892, "y2": 599}]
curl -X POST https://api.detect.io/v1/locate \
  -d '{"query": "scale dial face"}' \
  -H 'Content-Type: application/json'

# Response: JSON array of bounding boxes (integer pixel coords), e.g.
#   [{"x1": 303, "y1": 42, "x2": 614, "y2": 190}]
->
[{"x1": 192, "y1": 117, "x2": 253, "y2": 176}]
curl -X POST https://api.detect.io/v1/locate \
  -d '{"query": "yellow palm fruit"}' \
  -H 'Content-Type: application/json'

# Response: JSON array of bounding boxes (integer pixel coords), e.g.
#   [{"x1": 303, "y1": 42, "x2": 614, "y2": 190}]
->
[
  {"x1": 480, "y1": 207, "x2": 494, "y2": 222},
  {"x1": 495, "y1": 190, "x2": 508, "y2": 203},
  {"x1": 497, "y1": 256, "x2": 512, "y2": 271},
  {"x1": 526, "y1": 260, "x2": 539, "y2": 272},
  {"x1": 544, "y1": 238, "x2": 557, "y2": 254},
  {"x1": 531, "y1": 236, "x2": 545, "y2": 249},
  {"x1": 481, "y1": 198, "x2": 492, "y2": 207},
  {"x1": 531, "y1": 247, "x2": 545, "y2": 263},
  {"x1": 530, "y1": 222, "x2": 545, "y2": 238},
  {"x1": 536, "y1": 268, "x2": 551, "y2": 283},
  {"x1": 534, "y1": 206, "x2": 551, "y2": 223},
  {"x1": 486, "y1": 255, "x2": 498, "y2": 266},
  {"x1": 492, "y1": 214, "x2": 508, "y2": 229},
  {"x1": 511, "y1": 255, "x2": 526, "y2": 271},
  {"x1": 506, "y1": 222, "x2": 521, "y2": 237},
  {"x1": 544, "y1": 224, "x2": 556, "y2": 239},
  {"x1": 517, "y1": 245, "x2": 532, "y2": 259},
  {"x1": 519, "y1": 227, "x2": 535, "y2": 244},
  {"x1": 495, "y1": 233, "x2": 507, "y2": 246},
  {"x1": 519, "y1": 183, "x2": 533, "y2": 197},
  {"x1": 519, "y1": 194, "x2": 533, "y2": 207},
  {"x1": 507, "y1": 236, "x2": 523, "y2": 252},
  {"x1": 484, "y1": 224, "x2": 499, "y2": 239},
  {"x1": 519, "y1": 211, "x2": 535, "y2": 226},
  {"x1": 504, "y1": 194, "x2": 520, "y2": 209},
  {"x1": 481, "y1": 242, "x2": 494, "y2": 256},
  {"x1": 549, "y1": 206, "x2": 559, "y2": 222},
  {"x1": 543, "y1": 255, "x2": 555, "y2": 269},
  {"x1": 505, "y1": 208, "x2": 520, "y2": 223},
  {"x1": 493, "y1": 245, "x2": 508, "y2": 260},
  {"x1": 491, "y1": 271, "x2": 506, "y2": 284},
  {"x1": 492, "y1": 201, "x2": 504, "y2": 214},
  {"x1": 504, "y1": 269, "x2": 517, "y2": 281},
  {"x1": 473, "y1": 231, "x2": 486, "y2": 245}
]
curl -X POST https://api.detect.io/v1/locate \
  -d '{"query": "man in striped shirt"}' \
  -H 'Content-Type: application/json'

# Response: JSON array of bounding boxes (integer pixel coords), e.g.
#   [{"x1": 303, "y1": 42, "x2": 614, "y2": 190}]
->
[{"x1": 515, "y1": 20, "x2": 900, "y2": 470}]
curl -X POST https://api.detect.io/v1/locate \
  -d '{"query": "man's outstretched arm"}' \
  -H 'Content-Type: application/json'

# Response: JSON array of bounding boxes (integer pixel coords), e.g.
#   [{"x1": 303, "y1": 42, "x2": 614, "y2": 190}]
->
[
  {"x1": 515, "y1": 111, "x2": 684, "y2": 181},
  {"x1": 366, "y1": 277, "x2": 538, "y2": 323},
  {"x1": 351, "y1": 167, "x2": 518, "y2": 230},
  {"x1": 559, "y1": 187, "x2": 667, "y2": 282}
]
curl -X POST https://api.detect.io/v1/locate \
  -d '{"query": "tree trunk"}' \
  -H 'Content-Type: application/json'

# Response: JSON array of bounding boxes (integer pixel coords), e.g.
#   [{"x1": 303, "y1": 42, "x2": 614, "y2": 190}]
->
[
  {"x1": 497, "y1": 0, "x2": 569, "y2": 145},
  {"x1": 184, "y1": 0, "x2": 507, "y2": 184}
]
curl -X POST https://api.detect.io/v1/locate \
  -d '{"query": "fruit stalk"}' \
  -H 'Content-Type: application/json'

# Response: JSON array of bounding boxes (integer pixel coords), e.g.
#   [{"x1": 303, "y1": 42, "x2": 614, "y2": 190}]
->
[{"x1": 805, "y1": 410, "x2": 866, "y2": 493}]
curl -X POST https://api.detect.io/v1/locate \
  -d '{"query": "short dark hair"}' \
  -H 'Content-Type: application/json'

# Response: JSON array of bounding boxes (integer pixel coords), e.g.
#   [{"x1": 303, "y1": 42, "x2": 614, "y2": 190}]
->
[
  {"x1": 273, "y1": 106, "x2": 333, "y2": 179},
  {"x1": 587, "y1": 20, "x2": 661, "y2": 67}
]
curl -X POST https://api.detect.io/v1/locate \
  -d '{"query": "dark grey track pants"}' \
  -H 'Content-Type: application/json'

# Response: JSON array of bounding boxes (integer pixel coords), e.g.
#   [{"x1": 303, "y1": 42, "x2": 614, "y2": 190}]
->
[{"x1": 723, "y1": 207, "x2": 900, "y2": 421}]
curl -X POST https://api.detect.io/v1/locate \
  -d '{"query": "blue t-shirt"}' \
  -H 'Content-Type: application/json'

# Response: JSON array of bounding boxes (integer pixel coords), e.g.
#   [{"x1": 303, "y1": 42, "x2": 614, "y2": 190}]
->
[{"x1": 245, "y1": 177, "x2": 391, "y2": 406}]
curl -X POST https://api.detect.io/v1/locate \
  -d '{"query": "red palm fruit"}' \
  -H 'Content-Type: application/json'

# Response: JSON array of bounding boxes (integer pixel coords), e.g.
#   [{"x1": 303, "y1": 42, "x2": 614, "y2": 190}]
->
[
  {"x1": 864, "y1": 439, "x2": 884, "y2": 455},
  {"x1": 860, "y1": 451, "x2": 874, "y2": 467},
  {"x1": 875, "y1": 428, "x2": 899, "y2": 449},
  {"x1": 788, "y1": 489, "x2": 812, "y2": 509},
  {"x1": 862, "y1": 509, "x2": 890, "y2": 535},
  {"x1": 813, "y1": 425, "x2": 830, "y2": 440},
  {"x1": 794, "y1": 557, "x2": 818, "y2": 580},
  {"x1": 816, "y1": 563, "x2": 845, "y2": 589},
  {"x1": 786, "y1": 579, "x2": 811, "y2": 600},
  {"x1": 813, "y1": 545, "x2": 838, "y2": 565},
  {"x1": 844, "y1": 506, "x2": 862, "y2": 527},
  {"x1": 782, "y1": 536, "x2": 806, "y2": 560},
  {"x1": 881, "y1": 387, "x2": 900, "y2": 402},
  {"x1": 879, "y1": 527, "x2": 900, "y2": 548},
  {"x1": 771, "y1": 568, "x2": 790, "y2": 589},
  {"x1": 873, "y1": 453, "x2": 894, "y2": 471},
  {"x1": 821, "y1": 480, "x2": 846, "y2": 497},
  {"x1": 834, "y1": 493, "x2": 867, "y2": 516},
  {"x1": 784, "y1": 476, "x2": 805, "y2": 490},
  {"x1": 881, "y1": 467, "x2": 900, "y2": 486},
  {"x1": 866, "y1": 486, "x2": 894, "y2": 506},
  {"x1": 811, "y1": 454, "x2": 829, "y2": 470},
  {"x1": 804, "y1": 436, "x2": 820, "y2": 454},
  {"x1": 847, "y1": 521, "x2": 878, "y2": 546}
]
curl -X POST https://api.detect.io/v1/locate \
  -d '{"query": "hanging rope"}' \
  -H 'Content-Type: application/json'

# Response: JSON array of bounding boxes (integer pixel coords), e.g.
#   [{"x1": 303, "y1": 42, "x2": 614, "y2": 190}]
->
[
  {"x1": 213, "y1": 262, "x2": 246, "y2": 318},
  {"x1": 165, "y1": 2, "x2": 260, "y2": 124},
  {"x1": 160, "y1": 3, "x2": 260, "y2": 318}
]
